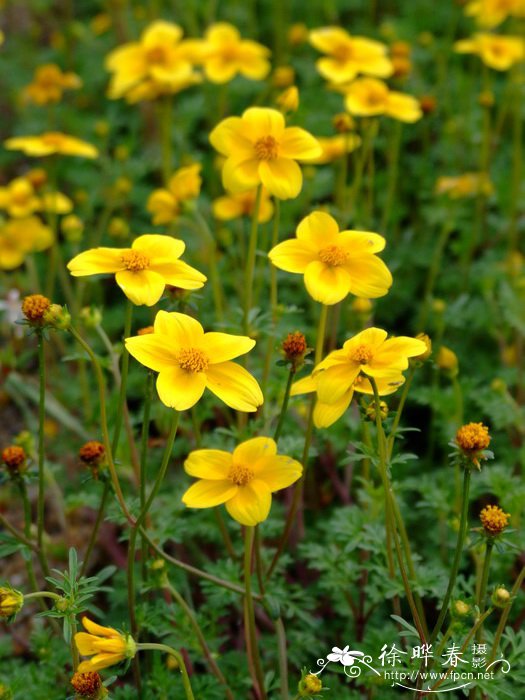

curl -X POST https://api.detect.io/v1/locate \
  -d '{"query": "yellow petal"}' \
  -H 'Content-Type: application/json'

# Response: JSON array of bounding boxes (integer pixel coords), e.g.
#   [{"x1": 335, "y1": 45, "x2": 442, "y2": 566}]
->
[
  {"x1": 115, "y1": 269, "x2": 165, "y2": 306},
  {"x1": 337, "y1": 230, "x2": 386, "y2": 254},
  {"x1": 242, "y1": 107, "x2": 285, "y2": 140},
  {"x1": 151, "y1": 259, "x2": 207, "y2": 289},
  {"x1": 132, "y1": 233, "x2": 185, "y2": 259},
  {"x1": 279, "y1": 127, "x2": 321, "y2": 160},
  {"x1": 313, "y1": 390, "x2": 354, "y2": 428},
  {"x1": 290, "y1": 374, "x2": 317, "y2": 396},
  {"x1": 259, "y1": 158, "x2": 302, "y2": 199},
  {"x1": 67, "y1": 248, "x2": 124, "y2": 276},
  {"x1": 212, "y1": 195, "x2": 243, "y2": 220},
  {"x1": 316, "y1": 363, "x2": 359, "y2": 403},
  {"x1": 210, "y1": 117, "x2": 251, "y2": 155},
  {"x1": 304, "y1": 260, "x2": 351, "y2": 305},
  {"x1": 386, "y1": 92, "x2": 422, "y2": 123},
  {"x1": 344, "y1": 255, "x2": 392, "y2": 299},
  {"x1": 254, "y1": 455, "x2": 303, "y2": 490},
  {"x1": 222, "y1": 157, "x2": 260, "y2": 193},
  {"x1": 205, "y1": 361, "x2": 263, "y2": 412},
  {"x1": 153, "y1": 310, "x2": 204, "y2": 345},
  {"x1": 233, "y1": 437, "x2": 277, "y2": 465},
  {"x1": 125, "y1": 334, "x2": 177, "y2": 372},
  {"x1": 184, "y1": 449, "x2": 232, "y2": 479},
  {"x1": 268, "y1": 238, "x2": 317, "y2": 273},
  {"x1": 75, "y1": 632, "x2": 99, "y2": 655},
  {"x1": 78, "y1": 652, "x2": 123, "y2": 672},
  {"x1": 182, "y1": 479, "x2": 238, "y2": 507},
  {"x1": 203, "y1": 332, "x2": 255, "y2": 363},
  {"x1": 225, "y1": 480, "x2": 271, "y2": 525},
  {"x1": 82, "y1": 617, "x2": 120, "y2": 638},
  {"x1": 156, "y1": 367, "x2": 207, "y2": 410},
  {"x1": 343, "y1": 327, "x2": 388, "y2": 352},
  {"x1": 296, "y1": 211, "x2": 339, "y2": 247}
]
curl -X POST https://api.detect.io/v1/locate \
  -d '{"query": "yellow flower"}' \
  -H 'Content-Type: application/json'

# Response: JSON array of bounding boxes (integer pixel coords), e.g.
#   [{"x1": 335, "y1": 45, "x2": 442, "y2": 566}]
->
[
  {"x1": 268, "y1": 211, "x2": 392, "y2": 305},
  {"x1": 309, "y1": 134, "x2": 361, "y2": 164},
  {"x1": 125, "y1": 311, "x2": 264, "y2": 412},
  {"x1": 309, "y1": 27, "x2": 393, "y2": 84},
  {"x1": 192, "y1": 23, "x2": 271, "y2": 83},
  {"x1": 75, "y1": 617, "x2": 136, "y2": 673},
  {"x1": 465, "y1": 0, "x2": 525, "y2": 28},
  {"x1": 147, "y1": 164, "x2": 202, "y2": 224},
  {"x1": 67, "y1": 234, "x2": 206, "y2": 306},
  {"x1": 291, "y1": 327, "x2": 426, "y2": 428},
  {"x1": 4, "y1": 132, "x2": 98, "y2": 158},
  {"x1": 0, "y1": 587, "x2": 24, "y2": 620},
  {"x1": 209, "y1": 107, "x2": 321, "y2": 199},
  {"x1": 479, "y1": 504, "x2": 510, "y2": 536},
  {"x1": 344, "y1": 78, "x2": 422, "y2": 122},
  {"x1": 0, "y1": 216, "x2": 54, "y2": 270},
  {"x1": 435, "y1": 173, "x2": 494, "y2": 199},
  {"x1": 455, "y1": 422, "x2": 491, "y2": 468},
  {"x1": 105, "y1": 20, "x2": 200, "y2": 102},
  {"x1": 182, "y1": 437, "x2": 302, "y2": 525},
  {"x1": 212, "y1": 187, "x2": 274, "y2": 223},
  {"x1": 23, "y1": 63, "x2": 82, "y2": 105},
  {"x1": 0, "y1": 178, "x2": 41, "y2": 218},
  {"x1": 276, "y1": 85, "x2": 299, "y2": 113},
  {"x1": 454, "y1": 33, "x2": 524, "y2": 70}
]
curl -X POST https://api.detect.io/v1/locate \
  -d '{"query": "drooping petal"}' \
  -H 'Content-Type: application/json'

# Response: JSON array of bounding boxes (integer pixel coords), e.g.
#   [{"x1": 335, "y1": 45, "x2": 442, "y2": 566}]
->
[
  {"x1": 184, "y1": 449, "x2": 232, "y2": 479},
  {"x1": 153, "y1": 310, "x2": 204, "y2": 345},
  {"x1": 279, "y1": 127, "x2": 322, "y2": 160},
  {"x1": 205, "y1": 361, "x2": 263, "y2": 412},
  {"x1": 156, "y1": 367, "x2": 207, "y2": 410},
  {"x1": 233, "y1": 437, "x2": 277, "y2": 465},
  {"x1": 203, "y1": 332, "x2": 255, "y2": 363},
  {"x1": 254, "y1": 455, "x2": 303, "y2": 491},
  {"x1": 259, "y1": 158, "x2": 302, "y2": 199},
  {"x1": 81, "y1": 618, "x2": 120, "y2": 638},
  {"x1": 67, "y1": 248, "x2": 124, "y2": 276},
  {"x1": 151, "y1": 259, "x2": 207, "y2": 289},
  {"x1": 290, "y1": 374, "x2": 317, "y2": 396},
  {"x1": 182, "y1": 479, "x2": 238, "y2": 507},
  {"x1": 374, "y1": 337, "x2": 428, "y2": 368},
  {"x1": 303, "y1": 260, "x2": 352, "y2": 305},
  {"x1": 132, "y1": 233, "x2": 185, "y2": 259},
  {"x1": 268, "y1": 238, "x2": 318, "y2": 273},
  {"x1": 313, "y1": 389, "x2": 354, "y2": 428},
  {"x1": 344, "y1": 255, "x2": 393, "y2": 299},
  {"x1": 75, "y1": 633, "x2": 99, "y2": 655},
  {"x1": 316, "y1": 363, "x2": 360, "y2": 403},
  {"x1": 125, "y1": 334, "x2": 178, "y2": 372},
  {"x1": 225, "y1": 480, "x2": 272, "y2": 525},
  {"x1": 78, "y1": 653, "x2": 123, "y2": 672},
  {"x1": 386, "y1": 92, "x2": 422, "y2": 123},
  {"x1": 115, "y1": 269, "x2": 166, "y2": 306}
]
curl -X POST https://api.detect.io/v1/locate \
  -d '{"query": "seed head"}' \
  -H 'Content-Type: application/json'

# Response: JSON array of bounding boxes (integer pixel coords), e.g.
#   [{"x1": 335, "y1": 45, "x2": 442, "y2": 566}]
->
[
  {"x1": 21, "y1": 294, "x2": 51, "y2": 323},
  {"x1": 2, "y1": 445, "x2": 27, "y2": 475},
  {"x1": 480, "y1": 504, "x2": 510, "y2": 536}
]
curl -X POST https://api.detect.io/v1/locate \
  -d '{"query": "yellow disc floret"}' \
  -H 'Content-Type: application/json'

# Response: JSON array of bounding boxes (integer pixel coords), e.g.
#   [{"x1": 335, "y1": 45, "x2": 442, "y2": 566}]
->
[
  {"x1": 228, "y1": 464, "x2": 255, "y2": 486},
  {"x1": 22, "y1": 294, "x2": 51, "y2": 322},
  {"x1": 254, "y1": 135, "x2": 279, "y2": 160},
  {"x1": 318, "y1": 244, "x2": 348, "y2": 267},
  {"x1": 121, "y1": 250, "x2": 150, "y2": 271},
  {"x1": 176, "y1": 348, "x2": 209, "y2": 373},
  {"x1": 480, "y1": 504, "x2": 510, "y2": 536},
  {"x1": 455, "y1": 422, "x2": 491, "y2": 452}
]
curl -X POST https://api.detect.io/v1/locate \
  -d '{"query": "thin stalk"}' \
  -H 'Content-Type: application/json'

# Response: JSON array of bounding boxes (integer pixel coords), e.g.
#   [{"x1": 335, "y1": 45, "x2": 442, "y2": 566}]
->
[
  {"x1": 69, "y1": 326, "x2": 134, "y2": 525},
  {"x1": 137, "y1": 643, "x2": 195, "y2": 700},
  {"x1": 193, "y1": 209, "x2": 224, "y2": 322},
  {"x1": 164, "y1": 580, "x2": 235, "y2": 700},
  {"x1": 273, "y1": 367, "x2": 295, "y2": 442},
  {"x1": 79, "y1": 481, "x2": 110, "y2": 577},
  {"x1": 475, "y1": 540, "x2": 494, "y2": 642},
  {"x1": 112, "y1": 299, "x2": 133, "y2": 455},
  {"x1": 140, "y1": 371, "x2": 155, "y2": 578},
  {"x1": 24, "y1": 591, "x2": 60, "y2": 602},
  {"x1": 488, "y1": 565, "x2": 525, "y2": 663},
  {"x1": 418, "y1": 213, "x2": 456, "y2": 330},
  {"x1": 387, "y1": 364, "x2": 416, "y2": 459},
  {"x1": 244, "y1": 526, "x2": 267, "y2": 700},
  {"x1": 214, "y1": 508, "x2": 237, "y2": 559},
  {"x1": 275, "y1": 616, "x2": 289, "y2": 700},
  {"x1": 36, "y1": 331, "x2": 49, "y2": 577},
  {"x1": 18, "y1": 480, "x2": 42, "y2": 600},
  {"x1": 243, "y1": 184, "x2": 263, "y2": 335},
  {"x1": 429, "y1": 467, "x2": 472, "y2": 646}
]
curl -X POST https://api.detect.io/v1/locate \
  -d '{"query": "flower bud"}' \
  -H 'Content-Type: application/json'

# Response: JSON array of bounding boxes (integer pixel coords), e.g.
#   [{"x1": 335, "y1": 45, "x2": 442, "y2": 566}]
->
[
  {"x1": 43, "y1": 304, "x2": 71, "y2": 330},
  {"x1": 272, "y1": 66, "x2": 295, "y2": 88},
  {"x1": 80, "y1": 306, "x2": 103, "y2": 329},
  {"x1": 492, "y1": 587, "x2": 511, "y2": 608},
  {"x1": 365, "y1": 399, "x2": 389, "y2": 422},
  {"x1": 276, "y1": 86, "x2": 299, "y2": 113},
  {"x1": 282, "y1": 331, "x2": 309, "y2": 371},
  {"x1": 0, "y1": 587, "x2": 24, "y2": 621},
  {"x1": 479, "y1": 504, "x2": 510, "y2": 536},
  {"x1": 2, "y1": 445, "x2": 27, "y2": 476},
  {"x1": 333, "y1": 112, "x2": 355, "y2": 133},
  {"x1": 298, "y1": 672, "x2": 323, "y2": 696},
  {"x1": 436, "y1": 345, "x2": 458, "y2": 377},
  {"x1": 21, "y1": 294, "x2": 51, "y2": 324},
  {"x1": 414, "y1": 333, "x2": 432, "y2": 361}
]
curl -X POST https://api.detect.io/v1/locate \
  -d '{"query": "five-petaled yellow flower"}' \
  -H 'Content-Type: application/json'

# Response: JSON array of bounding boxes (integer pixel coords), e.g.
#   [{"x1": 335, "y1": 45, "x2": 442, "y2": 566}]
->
[
  {"x1": 291, "y1": 327, "x2": 427, "y2": 427},
  {"x1": 189, "y1": 23, "x2": 271, "y2": 83},
  {"x1": 4, "y1": 132, "x2": 98, "y2": 158},
  {"x1": 343, "y1": 78, "x2": 422, "y2": 123},
  {"x1": 67, "y1": 234, "x2": 206, "y2": 306},
  {"x1": 182, "y1": 437, "x2": 302, "y2": 525},
  {"x1": 268, "y1": 211, "x2": 392, "y2": 305},
  {"x1": 309, "y1": 27, "x2": 393, "y2": 84},
  {"x1": 75, "y1": 617, "x2": 136, "y2": 673},
  {"x1": 23, "y1": 63, "x2": 82, "y2": 105},
  {"x1": 125, "y1": 311, "x2": 264, "y2": 412},
  {"x1": 454, "y1": 33, "x2": 525, "y2": 70},
  {"x1": 209, "y1": 107, "x2": 321, "y2": 199}
]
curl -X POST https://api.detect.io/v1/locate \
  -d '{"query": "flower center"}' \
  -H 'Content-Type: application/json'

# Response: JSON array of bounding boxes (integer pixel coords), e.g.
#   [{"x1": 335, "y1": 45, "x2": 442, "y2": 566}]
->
[
  {"x1": 333, "y1": 43, "x2": 353, "y2": 62},
  {"x1": 121, "y1": 250, "x2": 150, "y2": 271},
  {"x1": 146, "y1": 46, "x2": 167, "y2": 65},
  {"x1": 254, "y1": 135, "x2": 279, "y2": 161},
  {"x1": 366, "y1": 88, "x2": 387, "y2": 107},
  {"x1": 318, "y1": 245, "x2": 348, "y2": 266},
  {"x1": 228, "y1": 464, "x2": 254, "y2": 486},
  {"x1": 42, "y1": 133, "x2": 65, "y2": 146},
  {"x1": 175, "y1": 347, "x2": 209, "y2": 373},
  {"x1": 350, "y1": 344, "x2": 374, "y2": 364}
]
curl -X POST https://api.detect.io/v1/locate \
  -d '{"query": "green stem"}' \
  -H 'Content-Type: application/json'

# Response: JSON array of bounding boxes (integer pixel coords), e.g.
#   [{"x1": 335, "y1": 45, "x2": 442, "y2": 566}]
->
[
  {"x1": 214, "y1": 507, "x2": 237, "y2": 559},
  {"x1": 69, "y1": 326, "x2": 134, "y2": 525},
  {"x1": 418, "y1": 213, "x2": 456, "y2": 330},
  {"x1": 488, "y1": 565, "x2": 525, "y2": 663},
  {"x1": 387, "y1": 364, "x2": 416, "y2": 460},
  {"x1": 475, "y1": 540, "x2": 494, "y2": 642},
  {"x1": 273, "y1": 367, "x2": 295, "y2": 442},
  {"x1": 381, "y1": 120, "x2": 402, "y2": 234},
  {"x1": 140, "y1": 371, "x2": 155, "y2": 578},
  {"x1": 23, "y1": 591, "x2": 60, "y2": 602},
  {"x1": 112, "y1": 299, "x2": 133, "y2": 455},
  {"x1": 430, "y1": 467, "x2": 472, "y2": 646},
  {"x1": 80, "y1": 481, "x2": 110, "y2": 577},
  {"x1": 244, "y1": 526, "x2": 267, "y2": 700},
  {"x1": 17, "y1": 480, "x2": 42, "y2": 599},
  {"x1": 36, "y1": 331, "x2": 49, "y2": 577},
  {"x1": 193, "y1": 209, "x2": 224, "y2": 323},
  {"x1": 243, "y1": 184, "x2": 263, "y2": 336},
  {"x1": 137, "y1": 643, "x2": 195, "y2": 700},
  {"x1": 275, "y1": 616, "x2": 289, "y2": 700}
]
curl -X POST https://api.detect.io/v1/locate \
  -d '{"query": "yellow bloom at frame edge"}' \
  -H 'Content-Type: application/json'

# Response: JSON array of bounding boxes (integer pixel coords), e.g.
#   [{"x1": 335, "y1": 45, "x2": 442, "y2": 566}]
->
[
  {"x1": 291, "y1": 327, "x2": 427, "y2": 428},
  {"x1": 454, "y1": 33, "x2": 525, "y2": 70},
  {"x1": 4, "y1": 132, "x2": 98, "y2": 158},
  {"x1": 209, "y1": 107, "x2": 321, "y2": 199},
  {"x1": 268, "y1": 211, "x2": 392, "y2": 305},
  {"x1": 125, "y1": 311, "x2": 264, "y2": 411},
  {"x1": 67, "y1": 234, "x2": 206, "y2": 306},
  {"x1": 182, "y1": 437, "x2": 302, "y2": 526},
  {"x1": 75, "y1": 617, "x2": 136, "y2": 673}
]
